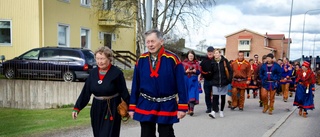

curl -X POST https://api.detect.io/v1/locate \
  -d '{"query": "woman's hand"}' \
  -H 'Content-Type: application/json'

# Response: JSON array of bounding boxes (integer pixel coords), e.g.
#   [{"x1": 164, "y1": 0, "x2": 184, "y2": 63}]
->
[
  {"x1": 72, "y1": 111, "x2": 78, "y2": 120},
  {"x1": 129, "y1": 111, "x2": 134, "y2": 119}
]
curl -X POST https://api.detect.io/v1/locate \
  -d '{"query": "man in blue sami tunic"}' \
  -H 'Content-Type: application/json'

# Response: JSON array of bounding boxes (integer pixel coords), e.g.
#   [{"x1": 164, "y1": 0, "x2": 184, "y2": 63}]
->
[{"x1": 129, "y1": 29, "x2": 188, "y2": 137}]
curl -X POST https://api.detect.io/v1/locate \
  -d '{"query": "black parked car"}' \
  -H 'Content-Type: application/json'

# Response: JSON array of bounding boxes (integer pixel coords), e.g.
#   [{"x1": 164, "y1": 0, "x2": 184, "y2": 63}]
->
[{"x1": 2, "y1": 47, "x2": 96, "y2": 82}]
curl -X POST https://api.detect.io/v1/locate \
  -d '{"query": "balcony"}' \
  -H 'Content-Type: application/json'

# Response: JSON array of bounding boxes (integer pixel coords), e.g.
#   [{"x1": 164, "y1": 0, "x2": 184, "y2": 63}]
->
[
  {"x1": 98, "y1": 10, "x2": 133, "y2": 28},
  {"x1": 238, "y1": 45, "x2": 250, "y2": 51}
]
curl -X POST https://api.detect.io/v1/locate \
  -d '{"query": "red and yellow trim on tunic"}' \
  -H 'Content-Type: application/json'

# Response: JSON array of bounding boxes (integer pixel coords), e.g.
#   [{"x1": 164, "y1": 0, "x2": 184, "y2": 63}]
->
[
  {"x1": 129, "y1": 104, "x2": 136, "y2": 111},
  {"x1": 73, "y1": 108, "x2": 80, "y2": 113},
  {"x1": 135, "y1": 108, "x2": 178, "y2": 116},
  {"x1": 232, "y1": 81, "x2": 248, "y2": 89},
  {"x1": 178, "y1": 104, "x2": 188, "y2": 111},
  {"x1": 163, "y1": 51, "x2": 181, "y2": 65}
]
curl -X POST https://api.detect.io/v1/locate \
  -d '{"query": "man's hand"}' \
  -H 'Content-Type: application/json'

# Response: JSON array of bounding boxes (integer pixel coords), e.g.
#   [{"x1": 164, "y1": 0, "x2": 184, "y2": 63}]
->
[
  {"x1": 177, "y1": 111, "x2": 186, "y2": 119},
  {"x1": 246, "y1": 81, "x2": 250, "y2": 84},
  {"x1": 129, "y1": 111, "x2": 134, "y2": 119}
]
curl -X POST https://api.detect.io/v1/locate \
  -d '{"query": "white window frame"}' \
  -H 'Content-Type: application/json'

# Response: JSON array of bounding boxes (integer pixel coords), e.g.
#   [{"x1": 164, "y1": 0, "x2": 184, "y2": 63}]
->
[
  {"x1": 99, "y1": 32, "x2": 116, "y2": 41},
  {"x1": 239, "y1": 40, "x2": 250, "y2": 46},
  {"x1": 103, "y1": 0, "x2": 113, "y2": 10},
  {"x1": 57, "y1": 24, "x2": 70, "y2": 47},
  {"x1": 0, "y1": 20, "x2": 12, "y2": 46},
  {"x1": 57, "y1": 0, "x2": 70, "y2": 3},
  {"x1": 80, "y1": 28, "x2": 91, "y2": 49},
  {"x1": 80, "y1": 0, "x2": 91, "y2": 7}
]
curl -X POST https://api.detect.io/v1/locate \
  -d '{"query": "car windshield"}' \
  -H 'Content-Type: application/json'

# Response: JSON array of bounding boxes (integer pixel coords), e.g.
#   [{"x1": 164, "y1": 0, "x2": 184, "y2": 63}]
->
[
  {"x1": 82, "y1": 50, "x2": 95, "y2": 64},
  {"x1": 20, "y1": 49, "x2": 40, "y2": 60}
]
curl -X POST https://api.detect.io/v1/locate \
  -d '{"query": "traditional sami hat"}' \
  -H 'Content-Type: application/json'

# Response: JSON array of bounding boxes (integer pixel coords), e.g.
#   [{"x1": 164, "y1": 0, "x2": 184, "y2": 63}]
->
[{"x1": 302, "y1": 61, "x2": 310, "y2": 68}]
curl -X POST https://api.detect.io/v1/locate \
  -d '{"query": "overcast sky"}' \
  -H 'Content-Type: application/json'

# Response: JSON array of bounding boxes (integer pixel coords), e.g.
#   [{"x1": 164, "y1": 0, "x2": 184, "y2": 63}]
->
[{"x1": 183, "y1": 0, "x2": 320, "y2": 60}]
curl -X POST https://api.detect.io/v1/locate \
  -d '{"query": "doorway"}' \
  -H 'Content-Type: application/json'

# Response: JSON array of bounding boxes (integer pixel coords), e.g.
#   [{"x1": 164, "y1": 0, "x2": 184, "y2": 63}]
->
[{"x1": 104, "y1": 34, "x2": 112, "y2": 49}]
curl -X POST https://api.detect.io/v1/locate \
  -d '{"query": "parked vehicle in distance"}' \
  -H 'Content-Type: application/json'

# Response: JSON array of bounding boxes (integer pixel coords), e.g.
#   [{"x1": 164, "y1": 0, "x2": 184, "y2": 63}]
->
[
  {"x1": 0, "y1": 55, "x2": 5, "y2": 75},
  {"x1": 2, "y1": 47, "x2": 96, "y2": 82}
]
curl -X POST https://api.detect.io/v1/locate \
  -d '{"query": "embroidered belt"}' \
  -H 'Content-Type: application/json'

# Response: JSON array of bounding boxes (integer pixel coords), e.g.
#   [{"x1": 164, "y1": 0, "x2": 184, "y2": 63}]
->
[
  {"x1": 266, "y1": 80, "x2": 275, "y2": 82},
  {"x1": 140, "y1": 93, "x2": 177, "y2": 102},
  {"x1": 233, "y1": 78, "x2": 246, "y2": 81},
  {"x1": 94, "y1": 93, "x2": 119, "y2": 100}
]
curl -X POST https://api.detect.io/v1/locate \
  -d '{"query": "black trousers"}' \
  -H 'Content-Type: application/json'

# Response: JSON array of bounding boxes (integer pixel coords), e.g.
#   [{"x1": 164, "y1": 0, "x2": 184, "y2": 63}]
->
[
  {"x1": 140, "y1": 122, "x2": 175, "y2": 137},
  {"x1": 212, "y1": 95, "x2": 226, "y2": 112},
  {"x1": 203, "y1": 80, "x2": 213, "y2": 111}
]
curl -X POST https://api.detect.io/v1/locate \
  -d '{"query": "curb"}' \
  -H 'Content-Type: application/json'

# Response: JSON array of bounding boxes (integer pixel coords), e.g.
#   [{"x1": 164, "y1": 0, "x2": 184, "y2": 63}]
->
[{"x1": 262, "y1": 106, "x2": 297, "y2": 137}]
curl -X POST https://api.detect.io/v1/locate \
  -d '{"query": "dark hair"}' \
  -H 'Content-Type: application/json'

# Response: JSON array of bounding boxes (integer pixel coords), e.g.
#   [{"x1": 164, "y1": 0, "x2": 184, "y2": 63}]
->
[
  {"x1": 249, "y1": 59, "x2": 254, "y2": 62},
  {"x1": 144, "y1": 29, "x2": 163, "y2": 40},
  {"x1": 266, "y1": 53, "x2": 274, "y2": 59},
  {"x1": 262, "y1": 55, "x2": 267, "y2": 60},
  {"x1": 186, "y1": 50, "x2": 197, "y2": 61}
]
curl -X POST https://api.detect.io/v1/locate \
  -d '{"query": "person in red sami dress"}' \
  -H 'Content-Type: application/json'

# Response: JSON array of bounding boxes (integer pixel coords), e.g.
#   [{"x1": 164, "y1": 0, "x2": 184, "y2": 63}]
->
[
  {"x1": 230, "y1": 51, "x2": 251, "y2": 111},
  {"x1": 293, "y1": 61, "x2": 316, "y2": 118},
  {"x1": 182, "y1": 50, "x2": 201, "y2": 116}
]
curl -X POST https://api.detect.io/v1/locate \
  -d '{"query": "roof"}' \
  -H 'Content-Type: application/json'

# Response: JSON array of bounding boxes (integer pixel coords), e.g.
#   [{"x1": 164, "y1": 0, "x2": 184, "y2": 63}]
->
[
  {"x1": 266, "y1": 34, "x2": 285, "y2": 40},
  {"x1": 238, "y1": 35, "x2": 253, "y2": 39},
  {"x1": 164, "y1": 46, "x2": 207, "y2": 57},
  {"x1": 225, "y1": 28, "x2": 265, "y2": 38},
  {"x1": 284, "y1": 38, "x2": 292, "y2": 43},
  {"x1": 264, "y1": 46, "x2": 277, "y2": 51}
]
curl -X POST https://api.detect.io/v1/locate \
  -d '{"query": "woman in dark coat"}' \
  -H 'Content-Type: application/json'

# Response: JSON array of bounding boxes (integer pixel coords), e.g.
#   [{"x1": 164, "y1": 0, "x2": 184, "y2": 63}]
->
[
  {"x1": 72, "y1": 46, "x2": 130, "y2": 137},
  {"x1": 208, "y1": 49, "x2": 233, "y2": 118}
]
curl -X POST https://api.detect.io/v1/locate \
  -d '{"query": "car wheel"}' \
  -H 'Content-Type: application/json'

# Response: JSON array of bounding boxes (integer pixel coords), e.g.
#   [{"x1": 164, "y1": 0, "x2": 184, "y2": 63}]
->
[
  {"x1": 5, "y1": 68, "x2": 15, "y2": 79},
  {"x1": 63, "y1": 71, "x2": 75, "y2": 82}
]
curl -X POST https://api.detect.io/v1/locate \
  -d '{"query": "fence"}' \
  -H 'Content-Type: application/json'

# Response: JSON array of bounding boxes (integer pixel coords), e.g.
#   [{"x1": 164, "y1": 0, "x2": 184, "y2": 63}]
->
[{"x1": 0, "y1": 79, "x2": 91, "y2": 109}]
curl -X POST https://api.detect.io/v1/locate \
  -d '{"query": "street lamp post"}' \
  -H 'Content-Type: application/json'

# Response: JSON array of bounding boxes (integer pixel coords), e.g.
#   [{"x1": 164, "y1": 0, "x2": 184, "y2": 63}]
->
[
  {"x1": 301, "y1": 9, "x2": 320, "y2": 63},
  {"x1": 313, "y1": 34, "x2": 318, "y2": 71}
]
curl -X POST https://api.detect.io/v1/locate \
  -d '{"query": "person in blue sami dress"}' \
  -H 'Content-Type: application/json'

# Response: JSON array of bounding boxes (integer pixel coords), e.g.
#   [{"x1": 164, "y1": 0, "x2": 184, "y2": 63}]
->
[
  {"x1": 182, "y1": 50, "x2": 201, "y2": 116},
  {"x1": 280, "y1": 57, "x2": 293, "y2": 102},
  {"x1": 259, "y1": 53, "x2": 281, "y2": 115},
  {"x1": 129, "y1": 29, "x2": 188, "y2": 137},
  {"x1": 293, "y1": 61, "x2": 316, "y2": 118}
]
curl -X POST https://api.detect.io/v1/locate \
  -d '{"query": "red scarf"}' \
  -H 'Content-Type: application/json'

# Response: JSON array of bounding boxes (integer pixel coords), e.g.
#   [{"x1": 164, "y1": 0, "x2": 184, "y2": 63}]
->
[{"x1": 182, "y1": 59, "x2": 200, "y2": 77}]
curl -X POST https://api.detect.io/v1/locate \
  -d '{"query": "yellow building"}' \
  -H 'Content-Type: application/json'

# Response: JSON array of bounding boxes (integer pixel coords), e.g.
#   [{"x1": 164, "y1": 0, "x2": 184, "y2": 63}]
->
[{"x1": 0, "y1": 0, "x2": 136, "y2": 62}]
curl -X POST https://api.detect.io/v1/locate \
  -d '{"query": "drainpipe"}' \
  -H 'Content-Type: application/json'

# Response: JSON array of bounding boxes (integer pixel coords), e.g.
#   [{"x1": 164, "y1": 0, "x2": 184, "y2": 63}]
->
[{"x1": 41, "y1": 0, "x2": 44, "y2": 47}]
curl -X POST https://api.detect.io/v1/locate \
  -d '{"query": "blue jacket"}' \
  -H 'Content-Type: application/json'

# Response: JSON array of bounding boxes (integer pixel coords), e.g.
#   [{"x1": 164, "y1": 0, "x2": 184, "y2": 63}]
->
[
  {"x1": 259, "y1": 62, "x2": 282, "y2": 90},
  {"x1": 129, "y1": 46, "x2": 188, "y2": 124}
]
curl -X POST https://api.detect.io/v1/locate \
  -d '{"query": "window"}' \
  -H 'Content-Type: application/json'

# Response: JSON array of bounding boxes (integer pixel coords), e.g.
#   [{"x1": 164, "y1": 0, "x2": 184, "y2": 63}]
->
[
  {"x1": 0, "y1": 20, "x2": 12, "y2": 45},
  {"x1": 99, "y1": 32, "x2": 116, "y2": 41},
  {"x1": 21, "y1": 49, "x2": 40, "y2": 60},
  {"x1": 103, "y1": 0, "x2": 113, "y2": 10},
  {"x1": 58, "y1": 24, "x2": 69, "y2": 47},
  {"x1": 244, "y1": 52, "x2": 250, "y2": 58},
  {"x1": 60, "y1": 50, "x2": 81, "y2": 61},
  {"x1": 81, "y1": 28, "x2": 90, "y2": 49},
  {"x1": 39, "y1": 49, "x2": 59, "y2": 61},
  {"x1": 58, "y1": 0, "x2": 70, "y2": 3},
  {"x1": 239, "y1": 40, "x2": 250, "y2": 45},
  {"x1": 81, "y1": 0, "x2": 91, "y2": 6}
]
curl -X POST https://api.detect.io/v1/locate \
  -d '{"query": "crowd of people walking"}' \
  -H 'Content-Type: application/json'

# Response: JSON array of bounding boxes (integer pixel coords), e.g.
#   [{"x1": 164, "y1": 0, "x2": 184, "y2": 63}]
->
[{"x1": 71, "y1": 29, "x2": 316, "y2": 137}]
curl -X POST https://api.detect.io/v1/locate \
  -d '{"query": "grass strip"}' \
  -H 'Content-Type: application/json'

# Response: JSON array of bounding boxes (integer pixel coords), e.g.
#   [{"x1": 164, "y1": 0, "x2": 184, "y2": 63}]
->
[{"x1": 0, "y1": 107, "x2": 91, "y2": 137}]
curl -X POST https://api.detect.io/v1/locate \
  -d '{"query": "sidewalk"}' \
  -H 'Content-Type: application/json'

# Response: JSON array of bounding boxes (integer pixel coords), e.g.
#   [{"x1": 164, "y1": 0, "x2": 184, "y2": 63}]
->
[{"x1": 46, "y1": 81, "x2": 320, "y2": 137}]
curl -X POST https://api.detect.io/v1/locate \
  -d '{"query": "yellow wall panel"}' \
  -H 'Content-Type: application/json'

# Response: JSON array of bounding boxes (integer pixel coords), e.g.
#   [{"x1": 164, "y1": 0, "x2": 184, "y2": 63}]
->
[{"x1": 0, "y1": 0, "x2": 41, "y2": 60}]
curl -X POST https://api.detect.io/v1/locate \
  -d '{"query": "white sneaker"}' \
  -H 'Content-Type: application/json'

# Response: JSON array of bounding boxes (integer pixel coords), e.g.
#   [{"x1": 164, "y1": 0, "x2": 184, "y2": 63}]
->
[
  {"x1": 219, "y1": 111, "x2": 224, "y2": 118},
  {"x1": 209, "y1": 111, "x2": 215, "y2": 119}
]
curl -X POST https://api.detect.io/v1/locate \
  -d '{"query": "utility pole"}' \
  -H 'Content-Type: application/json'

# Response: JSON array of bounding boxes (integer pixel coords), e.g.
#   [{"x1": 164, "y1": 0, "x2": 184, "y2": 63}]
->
[
  {"x1": 287, "y1": 0, "x2": 293, "y2": 59},
  {"x1": 145, "y1": 0, "x2": 152, "y2": 52}
]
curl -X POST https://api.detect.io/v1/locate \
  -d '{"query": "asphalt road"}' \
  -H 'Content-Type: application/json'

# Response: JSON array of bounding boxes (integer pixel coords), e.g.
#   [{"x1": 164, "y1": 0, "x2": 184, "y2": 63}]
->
[{"x1": 45, "y1": 82, "x2": 320, "y2": 137}]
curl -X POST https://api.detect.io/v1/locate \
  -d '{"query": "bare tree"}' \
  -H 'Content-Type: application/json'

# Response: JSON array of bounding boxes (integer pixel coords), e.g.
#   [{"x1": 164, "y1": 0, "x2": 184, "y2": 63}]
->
[{"x1": 92, "y1": 0, "x2": 216, "y2": 55}]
